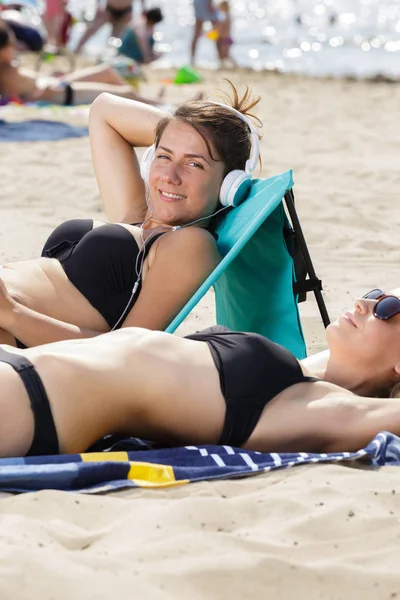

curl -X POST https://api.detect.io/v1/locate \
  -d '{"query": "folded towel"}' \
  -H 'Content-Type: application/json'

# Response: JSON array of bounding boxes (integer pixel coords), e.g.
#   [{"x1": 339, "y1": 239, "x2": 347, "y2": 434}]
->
[
  {"x1": 0, "y1": 431, "x2": 396, "y2": 494},
  {"x1": 0, "y1": 119, "x2": 88, "y2": 142}
]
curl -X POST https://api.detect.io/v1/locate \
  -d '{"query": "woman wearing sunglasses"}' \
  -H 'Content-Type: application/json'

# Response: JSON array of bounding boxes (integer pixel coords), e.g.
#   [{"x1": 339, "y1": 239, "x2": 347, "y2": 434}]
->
[{"x1": 0, "y1": 285, "x2": 398, "y2": 458}]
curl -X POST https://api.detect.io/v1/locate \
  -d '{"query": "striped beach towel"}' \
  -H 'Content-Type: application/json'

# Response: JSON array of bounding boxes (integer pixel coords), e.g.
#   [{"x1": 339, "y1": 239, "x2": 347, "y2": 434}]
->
[{"x1": 0, "y1": 431, "x2": 398, "y2": 494}]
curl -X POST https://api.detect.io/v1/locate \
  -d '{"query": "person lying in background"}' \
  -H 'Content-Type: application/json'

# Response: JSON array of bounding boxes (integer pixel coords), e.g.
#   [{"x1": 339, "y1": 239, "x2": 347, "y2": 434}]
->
[
  {"x1": 0, "y1": 23, "x2": 164, "y2": 105},
  {"x1": 0, "y1": 287, "x2": 399, "y2": 457}
]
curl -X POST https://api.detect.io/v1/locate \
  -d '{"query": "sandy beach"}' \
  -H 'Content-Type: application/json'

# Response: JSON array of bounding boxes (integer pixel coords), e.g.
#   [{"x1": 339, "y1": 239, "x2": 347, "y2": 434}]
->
[{"x1": 1, "y1": 62, "x2": 400, "y2": 598}]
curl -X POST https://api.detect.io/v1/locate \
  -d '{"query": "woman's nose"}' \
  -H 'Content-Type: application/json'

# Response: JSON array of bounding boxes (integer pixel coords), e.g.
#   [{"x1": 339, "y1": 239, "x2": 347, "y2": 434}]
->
[
  {"x1": 161, "y1": 163, "x2": 181, "y2": 185},
  {"x1": 355, "y1": 298, "x2": 372, "y2": 315}
]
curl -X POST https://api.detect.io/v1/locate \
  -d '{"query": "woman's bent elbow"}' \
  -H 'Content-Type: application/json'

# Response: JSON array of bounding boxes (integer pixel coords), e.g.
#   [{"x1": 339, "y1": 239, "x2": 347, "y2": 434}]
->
[{"x1": 89, "y1": 93, "x2": 114, "y2": 123}]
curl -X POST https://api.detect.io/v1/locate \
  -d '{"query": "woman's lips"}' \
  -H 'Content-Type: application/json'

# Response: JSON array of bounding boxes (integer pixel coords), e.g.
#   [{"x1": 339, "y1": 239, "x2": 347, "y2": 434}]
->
[{"x1": 344, "y1": 312, "x2": 357, "y2": 327}]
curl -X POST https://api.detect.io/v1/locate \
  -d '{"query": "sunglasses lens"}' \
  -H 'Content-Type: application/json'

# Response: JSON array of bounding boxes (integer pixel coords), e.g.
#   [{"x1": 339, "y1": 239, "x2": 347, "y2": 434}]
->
[
  {"x1": 374, "y1": 296, "x2": 400, "y2": 320},
  {"x1": 364, "y1": 289, "x2": 384, "y2": 300}
]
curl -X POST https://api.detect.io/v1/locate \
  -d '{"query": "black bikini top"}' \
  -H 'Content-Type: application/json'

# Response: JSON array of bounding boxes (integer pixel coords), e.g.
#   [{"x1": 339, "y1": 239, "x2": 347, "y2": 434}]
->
[
  {"x1": 41, "y1": 218, "x2": 164, "y2": 328},
  {"x1": 186, "y1": 325, "x2": 320, "y2": 394}
]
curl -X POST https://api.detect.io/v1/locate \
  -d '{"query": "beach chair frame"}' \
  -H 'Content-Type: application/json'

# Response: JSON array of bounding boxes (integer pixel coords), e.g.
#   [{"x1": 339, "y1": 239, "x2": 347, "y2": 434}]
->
[{"x1": 283, "y1": 188, "x2": 331, "y2": 328}]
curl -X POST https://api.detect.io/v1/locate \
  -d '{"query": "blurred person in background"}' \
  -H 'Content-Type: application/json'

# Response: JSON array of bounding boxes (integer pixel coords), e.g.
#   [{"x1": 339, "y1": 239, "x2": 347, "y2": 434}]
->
[
  {"x1": 118, "y1": 6, "x2": 163, "y2": 65},
  {"x1": 216, "y1": 1, "x2": 235, "y2": 67},
  {"x1": 191, "y1": 0, "x2": 222, "y2": 65},
  {"x1": 75, "y1": 0, "x2": 144, "y2": 54}
]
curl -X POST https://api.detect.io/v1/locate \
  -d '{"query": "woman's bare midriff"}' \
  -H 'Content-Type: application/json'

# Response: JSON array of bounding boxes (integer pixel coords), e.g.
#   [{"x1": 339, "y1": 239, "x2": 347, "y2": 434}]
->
[
  {"x1": 21, "y1": 329, "x2": 226, "y2": 453},
  {"x1": 2, "y1": 258, "x2": 110, "y2": 332}
]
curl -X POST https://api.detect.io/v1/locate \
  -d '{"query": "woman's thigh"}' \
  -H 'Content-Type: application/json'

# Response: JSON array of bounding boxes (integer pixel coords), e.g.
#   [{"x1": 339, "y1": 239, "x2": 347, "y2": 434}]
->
[
  {"x1": 45, "y1": 0, "x2": 65, "y2": 18},
  {"x1": 63, "y1": 65, "x2": 122, "y2": 85},
  {"x1": 67, "y1": 82, "x2": 133, "y2": 105}
]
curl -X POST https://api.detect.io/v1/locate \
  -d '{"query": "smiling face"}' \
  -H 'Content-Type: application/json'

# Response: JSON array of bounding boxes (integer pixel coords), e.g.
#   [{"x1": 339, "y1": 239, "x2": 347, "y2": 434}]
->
[
  {"x1": 327, "y1": 287, "x2": 400, "y2": 387},
  {"x1": 146, "y1": 119, "x2": 225, "y2": 227}
]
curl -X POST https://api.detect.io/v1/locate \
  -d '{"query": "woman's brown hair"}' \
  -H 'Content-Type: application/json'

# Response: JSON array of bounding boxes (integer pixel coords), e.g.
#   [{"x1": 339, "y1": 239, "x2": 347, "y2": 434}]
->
[{"x1": 154, "y1": 79, "x2": 261, "y2": 178}]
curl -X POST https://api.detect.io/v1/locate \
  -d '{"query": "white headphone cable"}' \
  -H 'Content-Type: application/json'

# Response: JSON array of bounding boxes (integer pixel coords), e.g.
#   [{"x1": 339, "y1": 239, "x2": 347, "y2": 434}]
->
[{"x1": 111, "y1": 199, "x2": 230, "y2": 331}]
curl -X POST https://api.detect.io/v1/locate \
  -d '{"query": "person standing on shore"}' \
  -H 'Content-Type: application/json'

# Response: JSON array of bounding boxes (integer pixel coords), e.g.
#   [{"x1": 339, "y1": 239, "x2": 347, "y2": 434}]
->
[
  {"x1": 191, "y1": 0, "x2": 221, "y2": 65},
  {"x1": 42, "y1": 0, "x2": 69, "y2": 48},
  {"x1": 216, "y1": 1, "x2": 235, "y2": 66}
]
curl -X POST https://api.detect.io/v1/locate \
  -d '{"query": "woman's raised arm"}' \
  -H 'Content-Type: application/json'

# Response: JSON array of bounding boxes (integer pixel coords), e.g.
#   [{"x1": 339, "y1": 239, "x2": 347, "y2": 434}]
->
[{"x1": 89, "y1": 93, "x2": 168, "y2": 224}]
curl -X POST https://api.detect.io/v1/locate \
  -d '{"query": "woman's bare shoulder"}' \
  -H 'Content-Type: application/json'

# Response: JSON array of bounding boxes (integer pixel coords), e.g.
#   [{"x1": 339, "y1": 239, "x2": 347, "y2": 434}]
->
[
  {"x1": 149, "y1": 226, "x2": 221, "y2": 274},
  {"x1": 158, "y1": 226, "x2": 220, "y2": 254}
]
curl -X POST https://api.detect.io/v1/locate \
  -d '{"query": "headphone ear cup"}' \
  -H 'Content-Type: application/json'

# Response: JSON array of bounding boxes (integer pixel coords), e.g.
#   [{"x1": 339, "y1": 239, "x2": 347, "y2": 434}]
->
[
  {"x1": 140, "y1": 145, "x2": 156, "y2": 183},
  {"x1": 219, "y1": 170, "x2": 252, "y2": 207}
]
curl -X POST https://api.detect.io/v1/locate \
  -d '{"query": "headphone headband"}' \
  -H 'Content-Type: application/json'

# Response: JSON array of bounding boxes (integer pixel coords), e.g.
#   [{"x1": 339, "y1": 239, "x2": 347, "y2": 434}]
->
[{"x1": 207, "y1": 101, "x2": 260, "y2": 174}]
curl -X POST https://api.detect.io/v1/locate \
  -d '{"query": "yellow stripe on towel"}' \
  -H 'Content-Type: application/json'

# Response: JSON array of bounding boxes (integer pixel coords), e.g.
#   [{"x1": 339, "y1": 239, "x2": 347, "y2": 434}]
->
[
  {"x1": 81, "y1": 452, "x2": 130, "y2": 462},
  {"x1": 80, "y1": 453, "x2": 189, "y2": 487},
  {"x1": 127, "y1": 462, "x2": 189, "y2": 487}
]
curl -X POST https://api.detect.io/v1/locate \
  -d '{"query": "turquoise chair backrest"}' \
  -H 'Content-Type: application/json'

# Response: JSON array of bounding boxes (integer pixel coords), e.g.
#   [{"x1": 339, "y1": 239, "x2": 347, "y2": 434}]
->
[{"x1": 166, "y1": 170, "x2": 306, "y2": 359}]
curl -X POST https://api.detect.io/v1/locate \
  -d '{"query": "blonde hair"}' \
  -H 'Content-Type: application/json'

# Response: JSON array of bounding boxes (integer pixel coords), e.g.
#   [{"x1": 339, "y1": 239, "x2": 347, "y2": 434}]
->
[
  {"x1": 390, "y1": 382, "x2": 400, "y2": 398},
  {"x1": 375, "y1": 380, "x2": 400, "y2": 399}
]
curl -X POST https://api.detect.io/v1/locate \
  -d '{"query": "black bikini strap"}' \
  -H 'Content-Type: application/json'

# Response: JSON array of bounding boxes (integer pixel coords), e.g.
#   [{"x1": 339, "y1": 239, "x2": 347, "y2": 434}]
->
[
  {"x1": 140, "y1": 232, "x2": 166, "y2": 258},
  {"x1": 0, "y1": 347, "x2": 59, "y2": 456},
  {"x1": 111, "y1": 232, "x2": 167, "y2": 330}
]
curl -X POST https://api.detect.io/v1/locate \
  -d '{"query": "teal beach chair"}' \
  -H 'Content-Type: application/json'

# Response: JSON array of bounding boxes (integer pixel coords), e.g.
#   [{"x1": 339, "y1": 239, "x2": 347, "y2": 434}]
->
[{"x1": 166, "y1": 170, "x2": 329, "y2": 359}]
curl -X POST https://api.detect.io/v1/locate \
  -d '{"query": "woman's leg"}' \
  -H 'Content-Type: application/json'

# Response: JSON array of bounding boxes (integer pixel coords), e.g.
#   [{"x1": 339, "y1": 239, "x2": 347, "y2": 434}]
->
[
  {"x1": 110, "y1": 12, "x2": 132, "y2": 39},
  {"x1": 42, "y1": 81, "x2": 163, "y2": 106},
  {"x1": 191, "y1": 20, "x2": 204, "y2": 64},
  {"x1": 43, "y1": 0, "x2": 66, "y2": 47},
  {"x1": 62, "y1": 64, "x2": 128, "y2": 86},
  {"x1": 74, "y1": 10, "x2": 109, "y2": 53},
  {"x1": 71, "y1": 82, "x2": 163, "y2": 106}
]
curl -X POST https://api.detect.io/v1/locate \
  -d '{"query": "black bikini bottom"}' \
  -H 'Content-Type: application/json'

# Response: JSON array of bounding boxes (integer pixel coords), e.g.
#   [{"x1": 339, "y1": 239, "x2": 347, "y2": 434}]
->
[
  {"x1": 0, "y1": 347, "x2": 59, "y2": 456},
  {"x1": 63, "y1": 82, "x2": 74, "y2": 106},
  {"x1": 106, "y1": 4, "x2": 132, "y2": 20}
]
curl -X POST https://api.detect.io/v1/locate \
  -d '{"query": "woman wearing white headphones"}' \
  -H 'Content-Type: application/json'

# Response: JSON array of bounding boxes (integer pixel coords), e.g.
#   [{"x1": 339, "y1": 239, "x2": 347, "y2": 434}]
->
[{"x1": 0, "y1": 82, "x2": 261, "y2": 348}]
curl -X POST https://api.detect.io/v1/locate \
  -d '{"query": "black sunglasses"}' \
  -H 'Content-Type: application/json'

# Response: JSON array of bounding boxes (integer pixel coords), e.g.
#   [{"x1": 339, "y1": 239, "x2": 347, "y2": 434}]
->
[{"x1": 363, "y1": 289, "x2": 400, "y2": 321}]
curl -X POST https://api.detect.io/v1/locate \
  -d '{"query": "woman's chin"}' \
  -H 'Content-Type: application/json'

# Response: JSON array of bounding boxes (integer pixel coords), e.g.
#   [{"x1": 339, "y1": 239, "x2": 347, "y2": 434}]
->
[
  {"x1": 149, "y1": 207, "x2": 181, "y2": 226},
  {"x1": 325, "y1": 320, "x2": 342, "y2": 348}
]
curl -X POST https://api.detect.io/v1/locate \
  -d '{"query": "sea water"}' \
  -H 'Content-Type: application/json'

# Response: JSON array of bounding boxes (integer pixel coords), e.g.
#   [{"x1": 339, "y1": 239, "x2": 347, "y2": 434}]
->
[{"x1": 16, "y1": 0, "x2": 400, "y2": 79}]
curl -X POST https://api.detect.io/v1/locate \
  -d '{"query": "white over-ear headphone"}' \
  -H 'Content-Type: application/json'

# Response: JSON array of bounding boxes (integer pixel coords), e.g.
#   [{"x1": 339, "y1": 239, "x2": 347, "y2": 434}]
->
[{"x1": 140, "y1": 102, "x2": 260, "y2": 208}]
